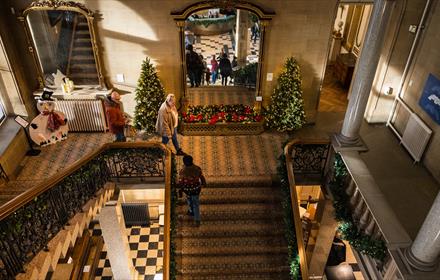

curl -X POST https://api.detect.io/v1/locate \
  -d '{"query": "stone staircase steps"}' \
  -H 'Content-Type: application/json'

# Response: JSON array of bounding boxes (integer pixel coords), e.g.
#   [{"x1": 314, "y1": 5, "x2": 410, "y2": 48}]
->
[
  {"x1": 200, "y1": 186, "x2": 281, "y2": 204},
  {"x1": 176, "y1": 177, "x2": 289, "y2": 279},
  {"x1": 177, "y1": 203, "x2": 283, "y2": 221},
  {"x1": 177, "y1": 271, "x2": 291, "y2": 280},
  {"x1": 177, "y1": 236, "x2": 287, "y2": 255},
  {"x1": 177, "y1": 218, "x2": 285, "y2": 238},
  {"x1": 177, "y1": 254, "x2": 290, "y2": 278}
]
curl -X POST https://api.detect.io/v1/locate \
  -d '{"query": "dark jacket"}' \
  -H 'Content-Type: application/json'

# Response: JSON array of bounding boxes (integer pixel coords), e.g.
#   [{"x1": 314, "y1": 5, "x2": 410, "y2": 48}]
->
[
  {"x1": 219, "y1": 57, "x2": 232, "y2": 76},
  {"x1": 179, "y1": 165, "x2": 206, "y2": 196}
]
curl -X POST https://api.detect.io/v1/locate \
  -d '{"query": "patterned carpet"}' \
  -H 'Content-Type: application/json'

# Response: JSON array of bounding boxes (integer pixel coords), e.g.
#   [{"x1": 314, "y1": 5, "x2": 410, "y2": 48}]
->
[
  {"x1": 178, "y1": 132, "x2": 288, "y2": 177},
  {"x1": 0, "y1": 133, "x2": 113, "y2": 205},
  {"x1": 187, "y1": 86, "x2": 255, "y2": 106}
]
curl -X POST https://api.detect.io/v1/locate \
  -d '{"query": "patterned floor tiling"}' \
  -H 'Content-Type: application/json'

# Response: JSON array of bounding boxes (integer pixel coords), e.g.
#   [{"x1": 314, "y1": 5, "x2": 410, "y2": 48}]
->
[{"x1": 91, "y1": 222, "x2": 164, "y2": 280}]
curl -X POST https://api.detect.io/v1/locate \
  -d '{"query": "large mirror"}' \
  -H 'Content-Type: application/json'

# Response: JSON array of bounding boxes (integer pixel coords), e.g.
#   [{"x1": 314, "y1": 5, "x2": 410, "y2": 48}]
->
[
  {"x1": 21, "y1": 1, "x2": 104, "y2": 89},
  {"x1": 183, "y1": 7, "x2": 262, "y2": 107}
]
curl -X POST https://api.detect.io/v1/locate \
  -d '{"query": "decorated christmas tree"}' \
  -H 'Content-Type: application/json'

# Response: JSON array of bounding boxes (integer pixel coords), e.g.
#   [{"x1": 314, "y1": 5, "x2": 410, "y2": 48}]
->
[
  {"x1": 133, "y1": 57, "x2": 165, "y2": 133},
  {"x1": 266, "y1": 57, "x2": 306, "y2": 132}
]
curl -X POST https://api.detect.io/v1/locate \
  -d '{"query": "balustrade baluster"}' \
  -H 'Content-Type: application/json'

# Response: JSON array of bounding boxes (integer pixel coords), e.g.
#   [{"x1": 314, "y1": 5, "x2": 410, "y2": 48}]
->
[
  {"x1": 349, "y1": 188, "x2": 360, "y2": 208},
  {"x1": 365, "y1": 214, "x2": 376, "y2": 235},
  {"x1": 373, "y1": 225, "x2": 383, "y2": 240},
  {"x1": 359, "y1": 205, "x2": 370, "y2": 229},
  {"x1": 353, "y1": 199, "x2": 366, "y2": 221},
  {"x1": 345, "y1": 179, "x2": 356, "y2": 196}
]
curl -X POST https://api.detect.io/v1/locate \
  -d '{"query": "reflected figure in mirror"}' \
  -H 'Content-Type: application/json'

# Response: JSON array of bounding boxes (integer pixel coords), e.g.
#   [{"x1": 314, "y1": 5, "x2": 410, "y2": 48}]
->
[
  {"x1": 186, "y1": 44, "x2": 203, "y2": 87},
  {"x1": 219, "y1": 53, "x2": 232, "y2": 86},
  {"x1": 210, "y1": 55, "x2": 218, "y2": 84}
]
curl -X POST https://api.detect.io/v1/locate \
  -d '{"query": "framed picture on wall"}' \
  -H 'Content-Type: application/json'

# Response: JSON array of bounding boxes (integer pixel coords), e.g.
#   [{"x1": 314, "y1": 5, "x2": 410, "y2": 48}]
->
[{"x1": 419, "y1": 74, "x2": 440, "y2": 125}]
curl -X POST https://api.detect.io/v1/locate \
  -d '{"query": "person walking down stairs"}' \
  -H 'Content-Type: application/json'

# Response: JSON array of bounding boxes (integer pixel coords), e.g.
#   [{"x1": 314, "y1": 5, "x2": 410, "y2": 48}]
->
[{"x1": 179, "y1": 155, "x2": 206, "y2": 227}]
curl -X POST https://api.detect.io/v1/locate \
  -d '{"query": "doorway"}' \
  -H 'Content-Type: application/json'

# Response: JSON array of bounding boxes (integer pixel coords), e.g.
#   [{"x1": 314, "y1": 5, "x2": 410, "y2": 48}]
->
[
  {"x1": 184, "y1": 7, "x2": 262, "y2": 106},
  {"x1": 319, "y1": 3, "x2": 373, "y2": 112}
]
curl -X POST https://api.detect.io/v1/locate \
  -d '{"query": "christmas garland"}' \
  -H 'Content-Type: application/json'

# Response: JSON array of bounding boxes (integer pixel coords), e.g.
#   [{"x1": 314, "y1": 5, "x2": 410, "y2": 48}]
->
[
  {"x1": 277, "y1": 154, "x2": 302, "y2": 279},
  {"x1": 330, "y1": 154, "x2": 387, "y2": 262},
  {"x1": 181, "y1": 104, "x2": 263, "y2": 124},
  {"x1": 186, "y1": 15, "x2": 236, "y2": 28}
]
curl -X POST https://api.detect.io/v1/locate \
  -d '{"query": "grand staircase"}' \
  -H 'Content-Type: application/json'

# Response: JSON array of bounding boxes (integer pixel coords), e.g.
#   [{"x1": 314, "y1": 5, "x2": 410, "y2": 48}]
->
[
  {"x1": 176, "y1": 176, "x2": 290, "y2": 279},
  {"x1": 67, "y1": 15, "x2": 99, "y2": 85}
]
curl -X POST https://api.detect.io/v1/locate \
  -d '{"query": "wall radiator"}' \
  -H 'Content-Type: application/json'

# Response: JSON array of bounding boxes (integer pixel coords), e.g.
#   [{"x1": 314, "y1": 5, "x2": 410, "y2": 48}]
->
[
  {"x1": 401, "y1": 113, "x2": 432, "y2": 162},
  {"x1": 121, "y1": 203, "x2": 150, "y2": 226},
  {"x1": 56, "y1": 99, "x2": 107, "y2": 132},
  {"x1": 388, "y1": 98, "x2": 432, "y2": 163}
]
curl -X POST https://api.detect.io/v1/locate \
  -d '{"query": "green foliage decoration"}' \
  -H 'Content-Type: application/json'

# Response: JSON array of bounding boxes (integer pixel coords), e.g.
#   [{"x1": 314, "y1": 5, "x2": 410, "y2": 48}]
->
[
  {"x1": 277, "y1": 154, "x2": 302, "y2": 280},
  {"x1": 170, "y1": 155, "x2": 177, "y2": 280},
  {"x1": 330, "y1": 154, "x2": 388, "y2": 262},
  {"x1": 266, "y1": 57, "x2": 306, "y2": 132},
  {"x1": 186, "y1": 15, "x2": 236, "y2": 28},
  {"x1": 233, "y1": 62, "x2": 258, "y2": 87},
  {"x1": 133, "y1": 57, "x2": 165, "y2": 133}
]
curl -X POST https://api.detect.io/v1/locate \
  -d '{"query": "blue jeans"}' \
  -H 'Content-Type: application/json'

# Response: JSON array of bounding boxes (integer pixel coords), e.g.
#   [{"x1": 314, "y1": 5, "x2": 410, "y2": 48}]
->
[
  {"x1": 187, "y1": 194, "x2": 200, "y2": 222},
  {"x1": 115, "y1": 132, "x2": 125, "y2": 142},
  {"x1": 162, "y1": 128, "x2": 180, "y2": 151},
  {"x1": 211, "y1": 71, "x2": 217, "y2": 84}
]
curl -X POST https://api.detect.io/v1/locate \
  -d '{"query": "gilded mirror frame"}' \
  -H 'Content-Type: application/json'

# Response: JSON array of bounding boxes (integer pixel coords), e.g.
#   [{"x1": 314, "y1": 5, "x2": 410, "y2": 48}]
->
[
  {"x1": 171, "y1": 1, "x2": 274, "y2": 109},
  {"x1": 19, "y1": 0, "x2": 105, "y2": 89}
]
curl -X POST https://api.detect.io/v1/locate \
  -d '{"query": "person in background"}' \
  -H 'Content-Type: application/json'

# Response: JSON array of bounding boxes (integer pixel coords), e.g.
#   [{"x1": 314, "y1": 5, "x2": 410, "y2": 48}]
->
[
  {"x1": 219, "y1": 53, "x2": 232, "y2": 86},
  {"x1": 210, "y1": 54, "x2": 218, "y2": 84},
  {"x1": 104, "y1": 91, "x2": 126, "y2": 142},
  {"x1": 156, "y1": 94, "x2": 185, "y2": 155},
  {"x1": 186, "y1": 44, "x2": 202, "y2": 87},
  {"x1": 179, "y1": 155, "x2": 206, "y2": 227},
  {"x1": 200, "y1": 54, "x2": 207, "y2": 86},
  {"x1": 205, "y1": 67, "x2": 211, "y2": 86}
]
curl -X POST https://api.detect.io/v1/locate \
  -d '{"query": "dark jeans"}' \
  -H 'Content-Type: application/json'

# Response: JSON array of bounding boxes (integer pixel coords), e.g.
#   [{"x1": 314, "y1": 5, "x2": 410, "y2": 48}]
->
[
  {"x1": 188, "y1": 70, "x2": 197, "y2": 87},
  {"x1": 114, "y1": 132, "x2": 126, "y2": 142},
  {"x1": 221, "y1": 74, "x2": 229, "y2": 86},
  {"x1": 187, "y1": 194, "x2": 200, "y2": 222},
  {"x1": 162, "y1": 128, "x2": 180, "y2": 151}
]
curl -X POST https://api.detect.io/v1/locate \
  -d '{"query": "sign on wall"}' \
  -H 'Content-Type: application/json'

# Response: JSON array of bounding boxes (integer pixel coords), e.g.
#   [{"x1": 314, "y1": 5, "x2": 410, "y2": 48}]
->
[{"x1": 419, "y1": 74, "x2": 440, "y2": 125}]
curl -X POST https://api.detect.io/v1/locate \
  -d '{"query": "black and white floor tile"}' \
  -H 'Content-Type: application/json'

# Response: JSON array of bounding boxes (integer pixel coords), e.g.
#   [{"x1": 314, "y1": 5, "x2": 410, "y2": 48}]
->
[{"x1": 91, "y1": 222, "x2": 164, "y2": 280}]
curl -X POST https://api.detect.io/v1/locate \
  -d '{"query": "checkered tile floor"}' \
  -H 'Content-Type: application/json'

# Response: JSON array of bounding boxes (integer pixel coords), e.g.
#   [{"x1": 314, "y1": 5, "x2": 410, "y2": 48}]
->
[
  {"x1": 192, "y1": 29, "x2": 260, "y2": 85},
  {"x1": 90, "y1": 221, "x2": 164, "y2": 280}
]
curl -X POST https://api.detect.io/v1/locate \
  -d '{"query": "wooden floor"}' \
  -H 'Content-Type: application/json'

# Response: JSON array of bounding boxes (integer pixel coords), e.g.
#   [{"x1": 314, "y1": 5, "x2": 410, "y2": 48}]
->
[{"x1": 318, "y1": 66, "x2": 349, "y2": 112}]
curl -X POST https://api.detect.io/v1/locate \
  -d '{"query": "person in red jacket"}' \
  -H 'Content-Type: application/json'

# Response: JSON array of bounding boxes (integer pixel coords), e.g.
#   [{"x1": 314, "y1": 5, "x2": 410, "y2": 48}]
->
[{"x1": 104, "y1": 91, "x2": 126, "y2": 142}]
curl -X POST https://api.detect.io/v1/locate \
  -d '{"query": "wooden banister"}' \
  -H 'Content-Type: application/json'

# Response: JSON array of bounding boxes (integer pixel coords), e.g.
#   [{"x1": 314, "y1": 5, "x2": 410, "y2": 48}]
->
[{"x1": 284, "y1": 138, "x2": 331, "y2": 280}]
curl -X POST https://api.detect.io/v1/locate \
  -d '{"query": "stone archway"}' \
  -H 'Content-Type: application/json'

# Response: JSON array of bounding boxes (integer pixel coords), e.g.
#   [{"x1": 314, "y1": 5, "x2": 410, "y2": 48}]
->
[{"x1": 171, "y1": 1, "x2": 274, "y2": 105}]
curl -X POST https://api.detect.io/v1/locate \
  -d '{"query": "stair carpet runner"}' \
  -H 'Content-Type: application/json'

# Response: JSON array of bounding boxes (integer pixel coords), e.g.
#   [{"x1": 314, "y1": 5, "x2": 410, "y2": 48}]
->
[{"x1": 176, "y1": 176, "x2": 290, "y2": 279}]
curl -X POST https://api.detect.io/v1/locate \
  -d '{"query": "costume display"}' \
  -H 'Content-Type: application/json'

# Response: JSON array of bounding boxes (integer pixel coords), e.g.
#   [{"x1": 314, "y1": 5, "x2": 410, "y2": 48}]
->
[{"x1": 29, "y1": 90, "x2": 68, "y2": 146}]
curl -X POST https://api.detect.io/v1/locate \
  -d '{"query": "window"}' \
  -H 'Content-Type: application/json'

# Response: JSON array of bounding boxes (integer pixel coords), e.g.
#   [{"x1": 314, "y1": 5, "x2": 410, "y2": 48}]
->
[{"x1": 0, "y1": 97, "x2": 5, "y2": 125}]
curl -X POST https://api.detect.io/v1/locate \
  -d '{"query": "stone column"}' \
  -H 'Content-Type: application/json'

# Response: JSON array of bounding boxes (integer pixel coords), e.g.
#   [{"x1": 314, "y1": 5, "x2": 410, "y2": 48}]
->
[
  {"x1": 405, "y1": 191, "x2": 440, "y2": 271},
  {"x1": 235, "y1": 10, "x2": 249, "y2": 66},
  {"x1": 98, "y1": 203, "x2": 138, "y2": 280},
  {"x1": 335, "y1": 0, "x2": 395, "y2": 146}
]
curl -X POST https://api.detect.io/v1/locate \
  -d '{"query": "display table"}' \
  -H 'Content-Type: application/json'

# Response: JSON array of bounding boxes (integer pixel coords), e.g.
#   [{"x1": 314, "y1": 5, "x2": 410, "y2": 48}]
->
[{"x1": 34, "y1": 87, "x2": 111, "y2": 132}]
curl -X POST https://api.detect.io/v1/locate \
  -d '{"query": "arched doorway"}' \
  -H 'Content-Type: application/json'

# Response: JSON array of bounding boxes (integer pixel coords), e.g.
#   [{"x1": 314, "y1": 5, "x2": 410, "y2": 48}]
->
[{"x1": 171, "y1": 1, "x2": 274, "y2": 109}]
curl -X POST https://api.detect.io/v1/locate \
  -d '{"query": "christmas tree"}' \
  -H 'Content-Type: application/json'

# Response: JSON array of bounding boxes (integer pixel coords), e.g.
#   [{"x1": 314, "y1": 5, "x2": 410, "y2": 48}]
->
[
  {"x1": 133, "y1": 57, "x2": 165, "y2": 133},
  {"x1": 266, "y1": 57, "x2": 306, "y2": 132}
]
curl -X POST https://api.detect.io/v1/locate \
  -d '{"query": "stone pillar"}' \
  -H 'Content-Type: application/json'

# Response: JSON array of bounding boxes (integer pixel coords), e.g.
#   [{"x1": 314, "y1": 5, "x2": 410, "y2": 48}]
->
[
  {"x1": 335, "y1": 0, "x2": 395, "y2": 146},
  {"x1": 235, "y1": 10, "x2": 249, "y2": 66},
  {"x1": 98, "y1": 203, "x2": 138, "y2": 280},
  {"x1": 405, "y1": 191, "x2": 440, "y2": 271}
]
